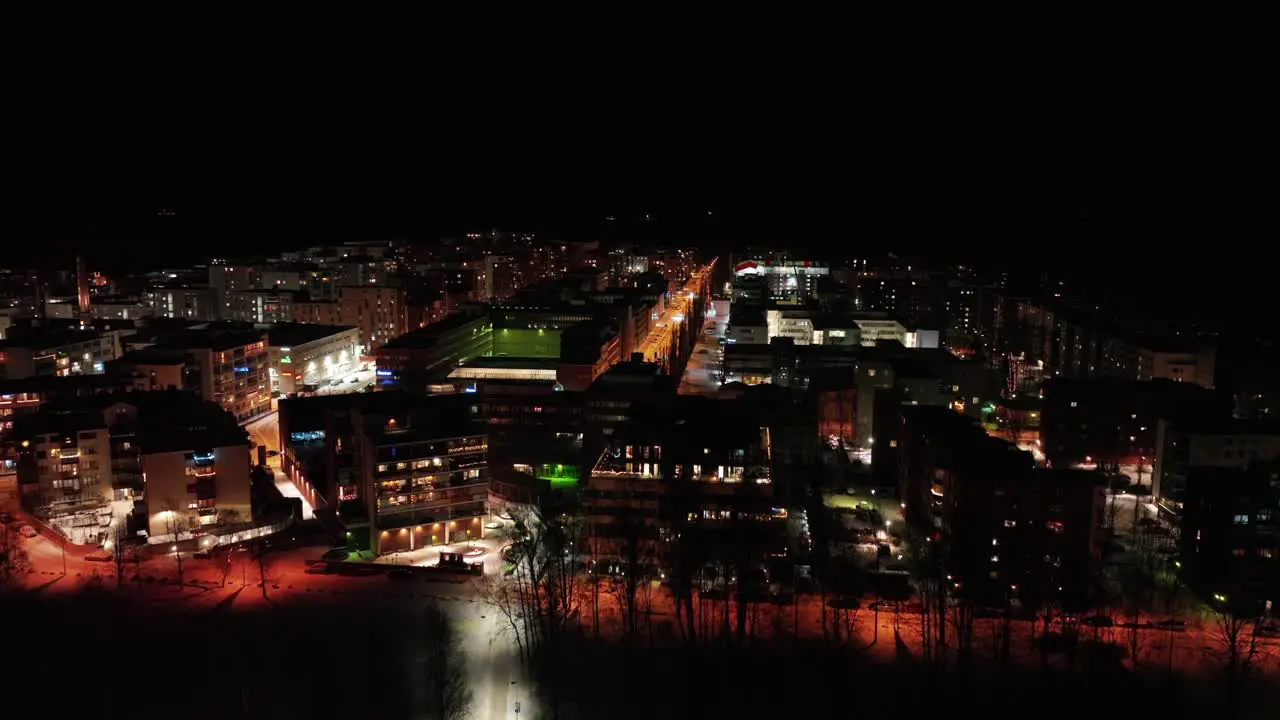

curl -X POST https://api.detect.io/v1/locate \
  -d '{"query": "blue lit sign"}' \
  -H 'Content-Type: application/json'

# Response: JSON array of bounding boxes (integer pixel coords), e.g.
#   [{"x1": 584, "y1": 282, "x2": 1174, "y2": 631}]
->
[
  {"x1": 192, "y1": 452, "x2": 215, "y2": 463},
  {"x1": 234, "y1": 366, "x2": 250, "y2": 373},
  {"x1": 376, "y1": 369, "x2": 393, "y2": 377},
  {"x1": 464, "y1": 384, "x2": 478, "y2": 394}
]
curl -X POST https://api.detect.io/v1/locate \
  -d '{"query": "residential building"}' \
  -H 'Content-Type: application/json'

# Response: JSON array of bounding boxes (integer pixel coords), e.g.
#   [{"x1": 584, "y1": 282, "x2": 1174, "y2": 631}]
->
[
  {"x1": 146, "y1": 328, "x2": 272, "y2": 423},
  {"x1": 1180, "y1": 458, "x2": 1280, "y2": 612},
  {"x1": 226, "y1": 290, "x2": 296, "y2": 324},
  {"x1": 0, "y1": 327, "x2": 121, "y2": 379},
  {"x1": 148, "y1": 284, "x2": 218, "y2": 321},
  {"x1": 584, "y1": 397, "x2": 782, "y2": 567},
  {"x1": 1153, "y1": 419, "x2": 1280, "y2": 516},
  {"x1": 278, "y1": 392, "x2": 489, "y2": 555},
  {"x1": 12, "y1": 392, "x2": 252, "y2": 544},
  {"x1": 1041, "y1": 378, "x2": 1230, "y2": 471},
  {"x1": 292, "y1": 300, "x2": 344, "y2": 326},
  {"x1": 896, "y1": 405, "x2": 1104, "y2": 609},
  {"x1": 338, "y1": 285, "x2": 408, "y2": 353}
]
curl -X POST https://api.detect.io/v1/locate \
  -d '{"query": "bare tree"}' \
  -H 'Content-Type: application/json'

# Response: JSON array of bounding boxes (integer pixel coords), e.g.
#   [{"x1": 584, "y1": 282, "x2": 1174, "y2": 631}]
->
[
  {"x1": 421, "y1": 602, "x2": 472, "y2": 720},
  {"x1": 217, "y1": 508, "x2": 243, "y2": 526},
  {"x1": 1208, "y1": 598, "x2": 1261, "y2": 678},
  {"x1": 162, "y1": 500, "x2": 187, "y2": 586},
  {"x1": 1, "y1": 522, "x2": 31, "y2": 585},
  {"x1": 111, "y1": 520, "x2": 130, "y2": 588},
  {"x1": 254, "y1": 541, "x2": 272, "y2": 600},
  {"x1": 604, "y1": 507, "x2": 652, "y2": 642},
  {"x1": 950, "y1": 591, "x2": 978, "y2": 664},
  {"x1": 480, "y1": 574, "x2": 529, "y2": 662},
  {"x1": 1104, "y1": 491, "x2": 1122, "y2": 534}
]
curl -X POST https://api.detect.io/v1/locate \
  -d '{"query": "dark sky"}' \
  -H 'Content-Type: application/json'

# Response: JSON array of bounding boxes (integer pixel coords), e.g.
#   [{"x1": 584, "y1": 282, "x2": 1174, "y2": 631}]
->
[{"x1": 3, "y1": 13, "x2": 1277, "y2": 305}]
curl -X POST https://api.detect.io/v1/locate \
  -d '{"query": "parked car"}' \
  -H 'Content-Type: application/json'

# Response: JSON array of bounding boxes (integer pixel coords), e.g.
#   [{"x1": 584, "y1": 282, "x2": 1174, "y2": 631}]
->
[{"x1": 1155, "y1": 619, "x2": 1187, "y2": 631}]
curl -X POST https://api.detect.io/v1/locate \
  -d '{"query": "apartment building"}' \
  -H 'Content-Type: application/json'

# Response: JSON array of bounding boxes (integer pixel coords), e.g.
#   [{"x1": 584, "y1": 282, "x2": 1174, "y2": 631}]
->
[
  {"x1": 896, "y1": 405, "x2": 1105, "y2": 610},
  {"x1": 226, "y1": 290, "x2": 295, "y2": 324},
  {"x1": 12, "y1": 392, "x2": 251, "y2": 544},
  {"x1": 148, "y1": 284, "x2": 218, "y2": 321},
  {"x1": 147, "y1": 328, "x2": 271, "y2": 423},
  {"x1": 584, "y1": 397, "x2": 782, "y2": 566},
  {"x1": 338, "y1": 285, "x2": 408, "y2": 353},
  {"x1": 0, "y1": 327, "x2": 121, "y2": 379},
  {"x1": 277, "y1": 392, "x2": 489, "y2": 555}
]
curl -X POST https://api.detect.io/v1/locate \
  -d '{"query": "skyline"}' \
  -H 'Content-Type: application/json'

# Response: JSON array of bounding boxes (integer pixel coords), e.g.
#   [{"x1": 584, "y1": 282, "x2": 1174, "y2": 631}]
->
[{"x1": 4, "y1": 20, "x2": 1278, "y2": 295}]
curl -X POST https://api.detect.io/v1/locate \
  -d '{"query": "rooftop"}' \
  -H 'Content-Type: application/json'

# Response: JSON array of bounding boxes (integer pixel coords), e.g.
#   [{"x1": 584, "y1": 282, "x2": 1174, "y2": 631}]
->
[
  {"x1": 13, "y1": 390, "x2": 247, "y2": 450},
  {"x1": 0, "y1": 327, "x2": 107, "y2": 350},
  {"x1": 448, "y1": 356, "x2": 560, "y2": 382},
  {"x1": 0, "y1": 373, "x2": 135, "y2": 396},
  {"x1": 265, "y1": 323, "x2": 358, "y2": 348},
  {"x1": 113, "y1": 348, "x2": 190, "y2": 366},
  {"x1": 378, "y1": 311, "x2": 490, "y2": 351},
  {"x1": 150, "y1": 328, "x2": 266, "y2": 352}
]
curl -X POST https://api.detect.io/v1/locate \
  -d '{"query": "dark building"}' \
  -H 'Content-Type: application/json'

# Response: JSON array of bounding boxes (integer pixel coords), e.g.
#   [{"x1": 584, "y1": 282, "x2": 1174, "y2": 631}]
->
[
  {"x1": 897, "y1": 406, "x2": 1104, "y2": 609},
  {"x1": 1180, "y1": 459, "x2": 1280, "y2": 613},
  {"x1": 279, "y1": 391, "x2": 490, "y2": 555},
  {"x1": 585, "y1": 396, "x2": 784, "y2": 571},
  {"x1": 1041, "y1": 378, "x2": 1230, "y2": 471},
  {"x1": 1153, "y1": 419, "x2": 1280, "y2": 516},
  {"x1": 375, "y1": 310, "x2": 493, "y2": 392}
]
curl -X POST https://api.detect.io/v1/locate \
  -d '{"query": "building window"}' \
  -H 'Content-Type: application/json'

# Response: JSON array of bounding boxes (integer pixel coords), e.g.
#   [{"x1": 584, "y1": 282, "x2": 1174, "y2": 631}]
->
[{"x1": 1233, "y1": 514, "x2": 1250, "y2": 525}]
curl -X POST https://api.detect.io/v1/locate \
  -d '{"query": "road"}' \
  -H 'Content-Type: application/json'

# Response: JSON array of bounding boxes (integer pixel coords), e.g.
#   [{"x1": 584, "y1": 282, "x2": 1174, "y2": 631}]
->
[
  {"x1": 245, "y1": 411, "x2": 281, "y2": 455},
  {"x1": 636, "y1": 261, "x2": 715, "y2": 363},
  {"x1": 244, "y1": 368, "x2": 378, "y2": 456},
  {"x1": 678, "y1": 307, "x2": 725, "y2": 395}
]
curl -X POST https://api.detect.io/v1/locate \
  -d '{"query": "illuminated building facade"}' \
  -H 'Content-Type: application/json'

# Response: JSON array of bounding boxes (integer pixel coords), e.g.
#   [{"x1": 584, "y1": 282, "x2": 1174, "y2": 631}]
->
[
  {"x1": 584, "y1": 397, "x2": 781, "y2": 565},
  {"x1": 265, "y1": 323, "x2": 361, "y2": 395},
  {"x1": 0, "y1": 327, "x2": 121, "y2": 379},
  {"x1": 338, "y1": 284, "x2": 408, "y2": 353},
  {"x1": 732, "y1": 259, "x2": 829, "y2": 302},
  {"x1": 12, "y1": 393, "x2": 251, "y2": 544},
  {"x1": 148, "y1": 329, "x2": 272, "y2": 423}
]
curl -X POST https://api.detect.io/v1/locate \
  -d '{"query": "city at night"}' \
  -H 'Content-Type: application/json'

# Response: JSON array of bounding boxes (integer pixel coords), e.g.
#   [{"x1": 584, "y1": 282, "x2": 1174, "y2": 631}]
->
[{"x1": 3, "y1": 17, "x2": 1280, "y2": 720}]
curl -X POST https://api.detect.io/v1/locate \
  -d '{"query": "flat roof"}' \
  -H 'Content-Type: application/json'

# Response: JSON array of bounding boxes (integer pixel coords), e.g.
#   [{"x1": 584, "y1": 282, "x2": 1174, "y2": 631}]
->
[
  {"x1": 378, "y1": 312, "x2": 490, "y2": 351},
  {"x1": 150, "y1": 328, "x2": 266, "y2": 351},
  {"x1": 448, "y1": 356, "x2": 559, "y2": 381},
  {"x1": 265, "y1": 323, "x2": 358, "y2": 348},
  {"x1": 0, "y1": 326, "x2": 105, "y2": 350},
  {"x1": 115, "y1": 348, "x2": 190, "y2": 366}
]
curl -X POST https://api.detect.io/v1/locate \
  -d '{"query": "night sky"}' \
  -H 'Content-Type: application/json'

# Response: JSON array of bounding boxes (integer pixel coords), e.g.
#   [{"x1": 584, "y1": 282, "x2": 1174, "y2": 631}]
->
[{"x1": 3, "y1": 14, "x2": 1276, "y2": 310}]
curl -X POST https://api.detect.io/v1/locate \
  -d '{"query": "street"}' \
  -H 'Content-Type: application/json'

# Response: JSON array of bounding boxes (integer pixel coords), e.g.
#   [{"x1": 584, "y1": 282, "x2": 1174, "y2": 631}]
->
[
  {"x1": 637, "y1": 264, "x2": 714, "y2": 363},
  {"x1": 678, "y1": 308, "x2": 724, "y2": 395}
]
